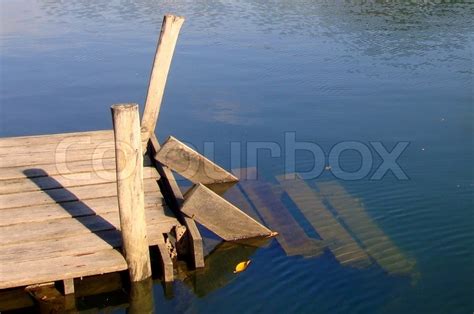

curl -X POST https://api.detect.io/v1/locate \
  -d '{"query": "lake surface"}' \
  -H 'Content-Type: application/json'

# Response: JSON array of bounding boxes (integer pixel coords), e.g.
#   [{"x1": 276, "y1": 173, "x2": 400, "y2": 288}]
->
[{"x1": 0, "y1": 1, "x2": 473, "y2": 313}]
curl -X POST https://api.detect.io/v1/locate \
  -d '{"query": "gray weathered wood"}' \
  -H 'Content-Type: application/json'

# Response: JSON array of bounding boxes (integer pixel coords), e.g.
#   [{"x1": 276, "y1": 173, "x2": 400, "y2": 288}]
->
[
  {"x1": 181, "y1": 183, "x2": 273, "y2": 241},
  {"x1": 111, "y1": 103, "x2": 151, "y2": 282},
  {"x1": 141, "y1": 15, "x2": 185, "y2": 149},
  {"x1": 156, "y1": 136, "x2": 238, "y2": 184},
  {"x1": 149, "y1": 134, "x2": 205, "y2": 268},
  {"x1": 276, "y1": 175, "x2": 371, "y2": 267},
  {"x1": 0, "y1": 249, "x2": 128, "y2": 290},
  {"x1": 0, "y1": 193, "x2": 166, "y2": 227},
  {"x1": 0, "y1": 130, "x2": 112, "y2": 148},
  {"x1": 156, "y1": 234, "x2": 174, "y2": 282},
  {"x1": 0, "y1": 178, "x2": 160, "y2": 210}
]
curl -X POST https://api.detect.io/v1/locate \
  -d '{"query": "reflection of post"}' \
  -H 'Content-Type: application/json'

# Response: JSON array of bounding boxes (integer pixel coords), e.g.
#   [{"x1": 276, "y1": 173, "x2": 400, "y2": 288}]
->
[
  {"x1": 111, "y1": 103, "x2": 151, "y2": 282},
  {"x1": 127, "y1": 278, "x2": 154, "y2": 314},
  {"x1": 182, "y1": 241, "x2": 265, "y2": 297}
]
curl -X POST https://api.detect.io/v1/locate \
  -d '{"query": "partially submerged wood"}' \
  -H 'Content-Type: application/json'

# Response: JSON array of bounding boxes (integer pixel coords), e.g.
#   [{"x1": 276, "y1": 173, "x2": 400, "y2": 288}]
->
[
  {"x1": 111, "y1": 103, "x2": 151, "y2": 282},
  {"x1": 317, "y1": 181, "x2": 416, "y2": 275},
  {"x1": 141, "y1": 15, "x2": 185, "y2": 150},
  {"x1": 277, "y1": 175, "x2": 371, "y2": 267},
  {"x1": 156, "y1": 136, "x2": 238, "y2": 184},
  {"x1": 181, "y1": 183, "x2": 274, "y2": 241},
  {"x1": 235, "y1": 168, "x2": 324, "y2": 257}
]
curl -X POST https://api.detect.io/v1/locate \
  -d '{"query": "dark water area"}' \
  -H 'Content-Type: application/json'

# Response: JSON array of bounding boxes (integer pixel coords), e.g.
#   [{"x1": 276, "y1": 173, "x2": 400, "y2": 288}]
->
[{"x1": 0, "y1": 1, "x2": 473, "y2": 313}]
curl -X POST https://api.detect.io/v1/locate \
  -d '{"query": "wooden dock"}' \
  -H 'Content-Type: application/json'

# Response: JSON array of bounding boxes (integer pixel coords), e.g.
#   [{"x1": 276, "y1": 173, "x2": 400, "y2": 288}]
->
[{"x1": 0, "y1": 14, "x2": 274, "y2": 298}]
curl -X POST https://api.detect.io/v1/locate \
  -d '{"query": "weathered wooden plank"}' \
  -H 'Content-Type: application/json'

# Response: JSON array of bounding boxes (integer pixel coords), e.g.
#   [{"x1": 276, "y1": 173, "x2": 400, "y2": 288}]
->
[
  {"x1": 0, "y1": 155, "x2": 154, "y2": 181},
  {"x1": 0, "y1": 130, "x2": 112, "y2": 148},
  {"x1": 156, "y1": 234, "x2": 174, "y2": 282},
  {"x1": 0, "y1": 249, "x2": 128, "y2": 290},
  {"x1": 0, "y1": 166, "x2": 159, "y2": 195},
  {"x1": 0, "y1": 178, "x2": 160, "y2": 210},
  {"x1": 149, "y1": 134, "x2": 205, "y2": 268},
  {"x1": 0, "y1": 218, "x2": 177, "y2": 264},
  {"x1": 276, "y1": 175, "x2": 372, "y2": 268},
  {"x1": 0, "y1": 193, "x2": 166, "y2": 227},
  {"x1": 317, "y1": 181, "x2": 415, "y2": 275},
  {"x1": 155, "y1": 136, "x2": 238, "y2": 184},
  {"x1": 181, "y1": 183, "x2": 273, "y2": 241},
  {"x1": 0, "y1": 144, "x2": 116, "y2": 168},
  {"x1": 63, "y1": 278, "x2": 75, "y2": 295},
  {"x1": 223, "y1": 186, "x2": 264, "y2": 224},
  {"x1": 235, "y1": 168, "x2": 324, "y2": 257},
  {"x1": 141, "y1": 15, "x2": 185, "y2": 149},
  {"x1": 0, "y1": 209, "x2": 178, "y2": 246}
]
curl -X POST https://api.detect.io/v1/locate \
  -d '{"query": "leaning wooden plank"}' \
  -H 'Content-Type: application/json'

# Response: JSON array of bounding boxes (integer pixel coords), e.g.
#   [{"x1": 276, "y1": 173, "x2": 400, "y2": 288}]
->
[
  {"x1": 155, "y1": 136, "x2": 238, "y2": 184},
  {"x1": 0, "y1": 249, "x2": 128, "y2": 290},
  {"x1": 181, "y1": 183, "x2": 274, "y2": 241},
  {"x1": 0, "y1": 210, "x2": 178, "y2": 246},
  {"x1": 276, "y1": 175, "x2": 371, "y2": 268},
  {"x1": 0, "y1": 130, "x2": 112, "y2": 148},
  {"x1": 317, "y1": 181, "x2": 415, "y2": 275},
  {"x1": 235, "y1": 168, "x2": 323, "y2": 257},
  {"x1": 0, "y1": 193, "x2": 166, "y2": 227},
  {"x1": 149, "y1": 134, "x2": 205, "y2": 268},
  {"x1": 141, "y1": 15, "x2": 185, "y2": 149},
  {"x1": 0, "y1": 178, "x2": 160, "y2": 210},
  {"x1": 0, "y1": 166, "x2": 159, "y2": 195}
]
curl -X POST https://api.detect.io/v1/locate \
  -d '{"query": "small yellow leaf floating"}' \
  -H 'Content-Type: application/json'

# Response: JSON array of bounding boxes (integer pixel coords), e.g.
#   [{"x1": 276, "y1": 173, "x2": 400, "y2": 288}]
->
[{"x1": 233, "y1": 260, "x2": 251, "y2": 274}]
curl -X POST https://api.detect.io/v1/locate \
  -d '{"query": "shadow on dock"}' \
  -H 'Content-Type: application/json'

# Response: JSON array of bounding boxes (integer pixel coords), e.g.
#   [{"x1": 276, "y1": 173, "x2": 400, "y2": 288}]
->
[{"x1": 23, "y1": 168, "x2": 120, "y2": 247}]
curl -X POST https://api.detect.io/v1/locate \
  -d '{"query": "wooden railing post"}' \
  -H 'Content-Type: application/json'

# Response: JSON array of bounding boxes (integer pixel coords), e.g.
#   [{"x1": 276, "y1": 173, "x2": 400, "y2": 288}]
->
[
  {"x1": 141, "y1": 14, "x2": 185, "y2": 151},
  {"x1": 111, "y1": 103, "x2": 152, "y2": 282}
]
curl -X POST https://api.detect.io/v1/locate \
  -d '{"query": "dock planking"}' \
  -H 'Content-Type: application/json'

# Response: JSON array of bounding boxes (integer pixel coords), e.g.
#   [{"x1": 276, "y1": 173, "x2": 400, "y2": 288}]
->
[
  {"x1": 317, "y1": 181, "x2": 416, "y2": 275},
  {"x1": 277, "y1": 175, "x2": 371, "y2": 268},
  {"x1": 0, "y1": 129, "x2": 181, "y2": 290}
]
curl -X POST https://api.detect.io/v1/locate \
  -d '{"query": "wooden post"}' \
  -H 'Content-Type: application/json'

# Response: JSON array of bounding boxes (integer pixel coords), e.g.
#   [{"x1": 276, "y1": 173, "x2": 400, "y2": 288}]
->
[
  {"x1": 111, "y1": 103, "x2": 152, "y2": 282},
  {"x1": 141, "y1": 15, "x2": 185, "y2": 151}
]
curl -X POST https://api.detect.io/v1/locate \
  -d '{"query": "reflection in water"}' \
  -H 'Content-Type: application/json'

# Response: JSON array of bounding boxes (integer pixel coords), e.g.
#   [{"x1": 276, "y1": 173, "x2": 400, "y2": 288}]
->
[{"x1": 177, "y1": 240, "x2": 269, "y2": 298}]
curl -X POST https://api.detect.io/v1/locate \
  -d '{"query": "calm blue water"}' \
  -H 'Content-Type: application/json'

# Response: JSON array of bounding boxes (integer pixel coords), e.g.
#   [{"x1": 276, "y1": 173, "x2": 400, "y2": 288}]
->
[{"x1": 0, "y1": 1, "x2": 473, "y2": 313}]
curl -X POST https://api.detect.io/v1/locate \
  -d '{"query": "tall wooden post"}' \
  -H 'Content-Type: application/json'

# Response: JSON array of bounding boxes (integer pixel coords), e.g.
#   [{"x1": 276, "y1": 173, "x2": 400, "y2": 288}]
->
[
  {"x1": 141, "y1": 14, "x2": 185, "y2": 151},
  {"x1": 111, "y1": 103, "x2": 152, "y2": 282}
]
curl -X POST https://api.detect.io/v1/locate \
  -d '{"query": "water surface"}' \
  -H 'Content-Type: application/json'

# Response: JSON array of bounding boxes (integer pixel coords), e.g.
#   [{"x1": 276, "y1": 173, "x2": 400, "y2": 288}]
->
[{"x1": 0, "y1": 1, "x2": 473, "y2": 313}]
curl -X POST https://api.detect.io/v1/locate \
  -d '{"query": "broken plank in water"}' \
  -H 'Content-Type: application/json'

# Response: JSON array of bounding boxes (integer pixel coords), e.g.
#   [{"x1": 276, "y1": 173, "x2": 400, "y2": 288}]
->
[
  {"x1": 277, "y1": 175, "x2": 371, "y2": 268},
  {"x1": 181, "y1": 183, "x2": 273, "y2": 241},
  {"x1": 317, "y1": 181, "x2": 415, "y2": 275},
  {"x1": 236, "y1": 169, "x2": 324, "y2": 257},
  {"x1": 155, "y1": 136, "x2": 238, "y2": 184}
]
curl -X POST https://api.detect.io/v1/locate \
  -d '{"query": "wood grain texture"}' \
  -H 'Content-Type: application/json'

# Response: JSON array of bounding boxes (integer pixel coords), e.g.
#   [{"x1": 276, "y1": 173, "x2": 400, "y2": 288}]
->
[
  {"x1": 141, "y1": 15, "x2": 185, "y2": 149},
  {"x1": 156, "y1": 136, "x2": 238, "y2": 184},
  {"x1": 181, "y1": 183, "x2": 273, "y2": 241},
  {"x1": 111, "y1": 103, "x2": 151, "y2": 281}
]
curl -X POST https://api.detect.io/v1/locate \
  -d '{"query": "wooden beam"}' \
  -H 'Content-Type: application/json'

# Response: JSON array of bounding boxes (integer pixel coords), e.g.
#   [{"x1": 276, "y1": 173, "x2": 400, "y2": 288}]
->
[
  {"x1": 155, "y1": 136, "x2": 238, "y2": 184},
  {"x1": 111, "y1": 103, "x2": 151, "y2": 282},
  {"x1": 181, "y1": 183, "x2": 274, "y2": 241},
  {"x1": 141, "y1": 15, "x2": 185, "y2": 150},
  {"x1": 62, "y1": 278, "x2": 74, "y2": 295},
  {"x1": 149, "y1": 134, "x2": 205, "y2": 268}
]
